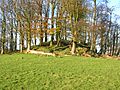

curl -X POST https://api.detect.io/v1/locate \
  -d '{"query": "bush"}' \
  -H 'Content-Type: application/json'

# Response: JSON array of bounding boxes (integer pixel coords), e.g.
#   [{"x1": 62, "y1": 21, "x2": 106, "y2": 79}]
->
[
  {"x1": 54, "y1": 48, "x2": 71, "y2": 56},
  {"x1": 76, "y1": 47, "x2": 88, "y2": 55},
  {"x1": 31, "y1": 46, "x2": 40, "y2": 50},
  {"x1": 37, "y1": 47, "x2": 50, "y2": 53},
  {"x1": 62, "y1": 48, "x2": 71, "y2": 55}
]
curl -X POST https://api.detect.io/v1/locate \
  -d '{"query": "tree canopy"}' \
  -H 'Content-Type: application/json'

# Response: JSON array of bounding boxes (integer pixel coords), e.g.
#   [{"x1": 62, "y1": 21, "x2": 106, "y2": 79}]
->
[{"x1": 0, "y1": 0, "x2": 120, "y2": 56}]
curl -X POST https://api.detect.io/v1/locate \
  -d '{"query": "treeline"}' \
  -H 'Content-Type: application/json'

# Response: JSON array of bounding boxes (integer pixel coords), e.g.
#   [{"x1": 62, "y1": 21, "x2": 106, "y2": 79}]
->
[{"x1": 0, "y1": 0, "x2": 120, "y2": 56}]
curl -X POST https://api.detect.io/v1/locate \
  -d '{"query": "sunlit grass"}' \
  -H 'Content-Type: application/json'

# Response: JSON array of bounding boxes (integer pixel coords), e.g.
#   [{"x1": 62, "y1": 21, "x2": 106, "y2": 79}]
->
[{"x1": 0, "y1": 54, "x2": 120, "y2": 90}]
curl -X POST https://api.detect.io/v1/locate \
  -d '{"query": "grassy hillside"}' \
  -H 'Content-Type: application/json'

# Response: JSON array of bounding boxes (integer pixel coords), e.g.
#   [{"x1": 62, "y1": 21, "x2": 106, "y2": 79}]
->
[{"x1": 0, "y1": 54, "x2": 120, "y2": 90}]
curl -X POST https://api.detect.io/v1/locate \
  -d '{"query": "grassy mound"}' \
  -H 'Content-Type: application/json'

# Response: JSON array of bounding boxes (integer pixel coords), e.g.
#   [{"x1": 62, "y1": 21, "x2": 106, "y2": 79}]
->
[{"x1": 0, "y1": 54, "x2": 120, "y2": 90}]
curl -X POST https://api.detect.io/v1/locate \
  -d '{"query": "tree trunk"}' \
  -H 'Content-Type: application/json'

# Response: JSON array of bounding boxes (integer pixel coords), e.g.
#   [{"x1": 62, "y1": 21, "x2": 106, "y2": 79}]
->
[
  {"x1": 50, "y1": 34, "x2": 54, "y2": 47},
  {"x1": 90, "y1": 0, "x2": 97, "y2": 54},
  {"x1": 15, "y1": 21, "x2": 18, "y2": 51},
  {"x1": 40, "y1": 20, "x2": 43, "y2": 46},
  {"x1": 50, "y1": 3, "x2": 55, "y2": 47},
  {"x1": 45, "y1": 32, "x2": 47, "y2": 42},
  {"x1": 10, "y1": 17, "x2": 14, "y2": 52},
  {"x1": 19, "y1": 21, "x2": 24, "y2": 53},
  {"x1": 34, "y1": 35, "x2": 37, "y2": 46},
  {"x1": 71, "y1": 41, "x2": 76, "y2": 55},
  {"x1": 1, "y1": 8, "x2": 6, "y2": 54},
  {"x1": 117, "y1": 47, "x2": 120, "y2": 56},
  {"x1": 56, "y1": 32, "x2": 61, "y2": 46},
  {"x1": 112, "y1": 32, "x2": 115, "y2": 55},
  {"x1": 64, "y1": 18, "x2": 67, "y2": 40},
  {"x1": 27, "y1": 23, "x2": 31, "y2": 52},
  {"x1": 45, "y1": 12, "x2": 49, "y2": 42}
]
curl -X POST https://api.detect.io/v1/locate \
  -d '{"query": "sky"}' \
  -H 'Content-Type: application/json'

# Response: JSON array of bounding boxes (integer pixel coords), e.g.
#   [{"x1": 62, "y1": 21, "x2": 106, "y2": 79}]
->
[
  {"x1": 0, "y1": 0, "x2": 120, "y2": 22},
  {"x1": 108, "y1": 0, "x2": 120, "y2": 23},
  {"x1": 109, "y1": 0, "x2": 120, "y2": 15},
  {"x1": 97, "y1": 0, "x2": 120, "y2": 23}
]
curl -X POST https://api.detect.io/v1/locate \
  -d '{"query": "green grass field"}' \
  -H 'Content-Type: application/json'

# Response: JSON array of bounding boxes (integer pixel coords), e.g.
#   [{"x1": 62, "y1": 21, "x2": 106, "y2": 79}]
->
[{"x1": 0, "y1": 54, "x2": 120, "y2": 90}]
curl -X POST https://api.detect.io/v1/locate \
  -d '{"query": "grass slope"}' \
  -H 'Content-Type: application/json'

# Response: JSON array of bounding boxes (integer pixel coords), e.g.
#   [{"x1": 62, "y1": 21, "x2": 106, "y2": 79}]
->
[{"x1": 0, "y1": 54, "x2": 120, "y2": 90}]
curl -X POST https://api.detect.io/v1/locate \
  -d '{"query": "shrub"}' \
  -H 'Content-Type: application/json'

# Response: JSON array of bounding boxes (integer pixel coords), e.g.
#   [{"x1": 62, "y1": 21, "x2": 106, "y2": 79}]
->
[{"x1": 76, "y1": 47, "x2": 88, "y2": 55}]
